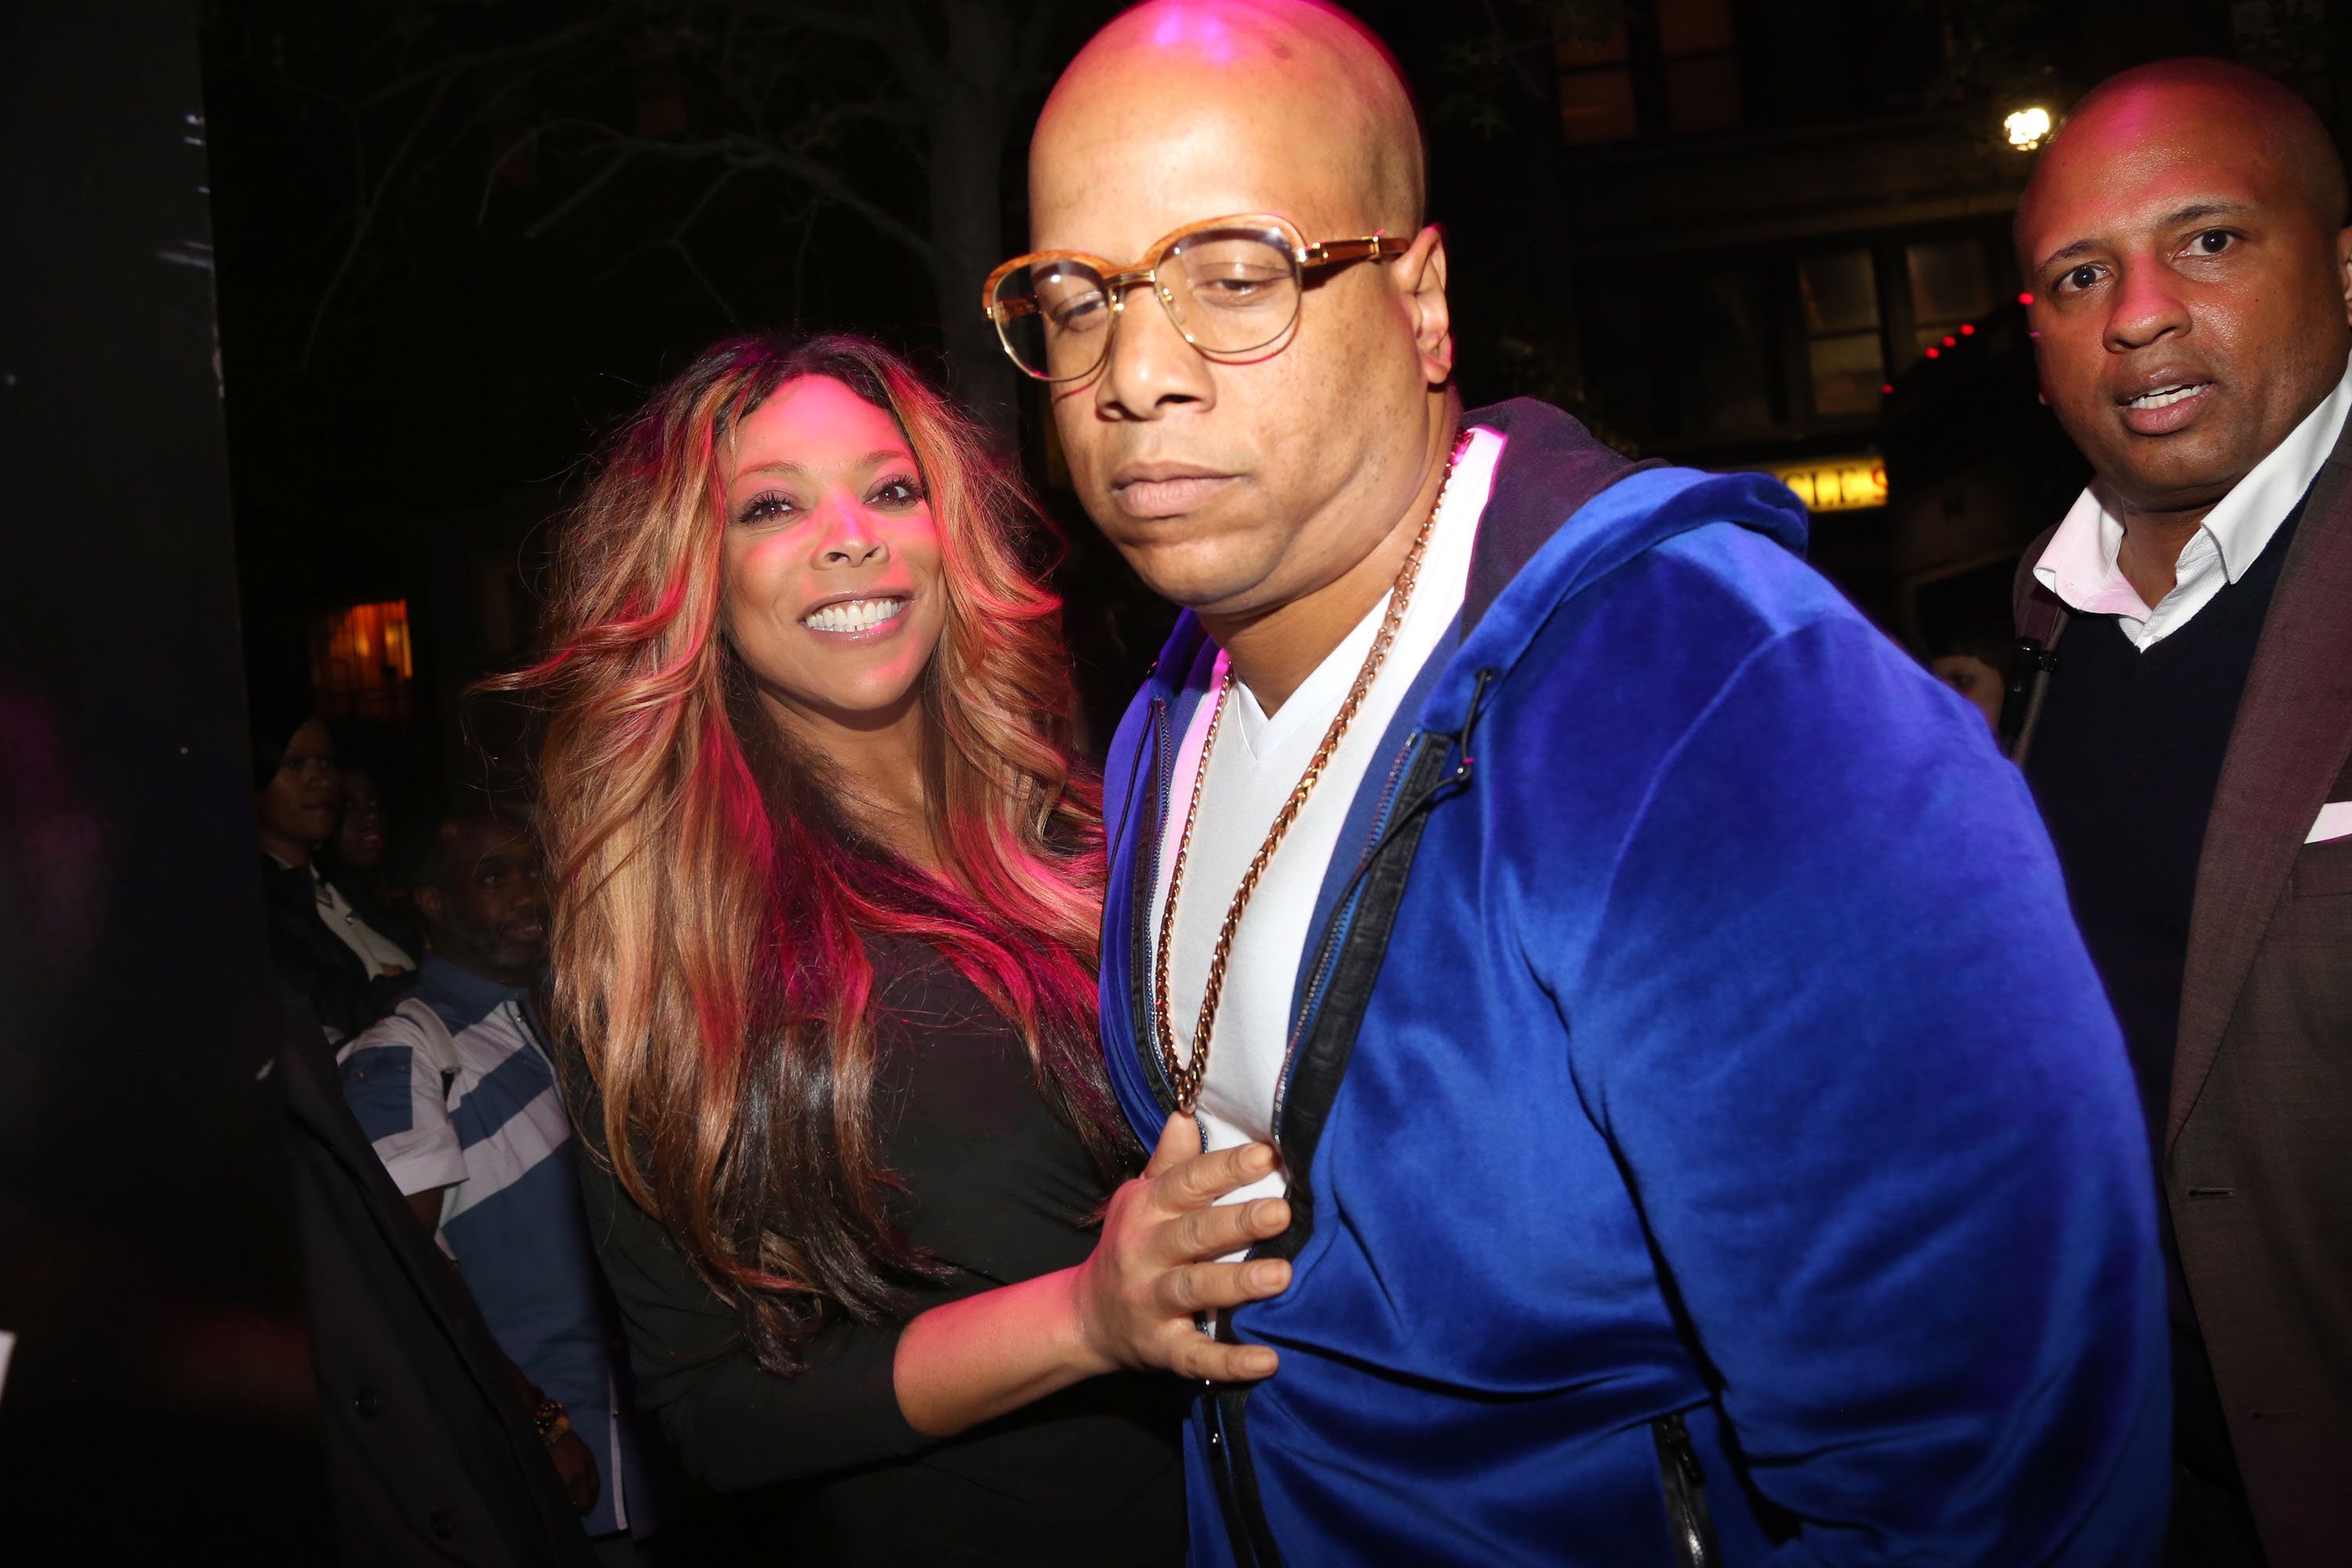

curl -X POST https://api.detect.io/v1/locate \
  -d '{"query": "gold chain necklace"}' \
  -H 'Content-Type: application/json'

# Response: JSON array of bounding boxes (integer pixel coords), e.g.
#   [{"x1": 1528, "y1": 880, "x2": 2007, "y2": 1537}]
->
[{"x1": 1153, "y1": 432, "x2": 1468, "y2": 1116}]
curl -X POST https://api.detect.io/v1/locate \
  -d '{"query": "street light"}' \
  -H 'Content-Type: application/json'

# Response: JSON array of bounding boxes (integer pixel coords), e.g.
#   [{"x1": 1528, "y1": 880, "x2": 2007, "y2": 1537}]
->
[{"x1": 2005, "y1": 106, "x2": 2053, "y2": 151}]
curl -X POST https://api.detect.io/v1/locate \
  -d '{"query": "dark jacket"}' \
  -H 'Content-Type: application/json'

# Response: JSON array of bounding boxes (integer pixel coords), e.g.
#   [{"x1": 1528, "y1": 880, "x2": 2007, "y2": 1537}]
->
[
  {"x1": 263, "y1": 856, "x2": 410, "y2": 1040},
  {"x1": 2010, "y1": 414, "x2": 2352, "y2": 1567},
  {"x1": 1103, "y1": 399, "x2": 2169, "y2": 1566},
  {"x1": 279, "y1": 989, "x2": 597, "y2": 1568}
]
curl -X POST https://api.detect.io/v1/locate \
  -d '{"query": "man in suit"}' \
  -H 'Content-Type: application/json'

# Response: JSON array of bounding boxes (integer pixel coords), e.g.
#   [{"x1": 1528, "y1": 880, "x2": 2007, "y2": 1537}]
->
[{"x1": 2010, "y1": 58, "x2": 2352, "y2": 1566}]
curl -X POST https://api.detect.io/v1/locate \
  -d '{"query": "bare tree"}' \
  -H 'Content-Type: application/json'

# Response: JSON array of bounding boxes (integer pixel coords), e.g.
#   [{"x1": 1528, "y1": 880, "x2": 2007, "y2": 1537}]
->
[{"x1": 256, "y1": 0, "x2": 1106, "y2": 429}]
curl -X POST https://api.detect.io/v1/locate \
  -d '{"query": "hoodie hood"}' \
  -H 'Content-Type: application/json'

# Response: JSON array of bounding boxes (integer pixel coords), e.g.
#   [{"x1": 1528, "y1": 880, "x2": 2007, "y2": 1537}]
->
[
  {"x1": 1125, "y1": 397, "x2": 1811, "y2": 736},
  {"x1": 1417, "y1": 400, "x2": 1809, "y2": 734}
]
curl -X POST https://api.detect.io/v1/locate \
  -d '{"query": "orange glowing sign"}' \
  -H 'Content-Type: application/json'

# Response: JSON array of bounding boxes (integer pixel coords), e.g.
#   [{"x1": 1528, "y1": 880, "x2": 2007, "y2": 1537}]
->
[{"x1": 1752, "y1": 455, "x2": 1888, "y2": 513}]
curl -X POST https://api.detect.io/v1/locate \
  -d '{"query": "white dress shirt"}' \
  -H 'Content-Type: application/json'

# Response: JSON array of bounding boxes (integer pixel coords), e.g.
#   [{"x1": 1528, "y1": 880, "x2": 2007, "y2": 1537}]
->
[
  {"x1": 1150, "y1": 428, "x2": 1503, "y2": 1219},
  {"x1": 2033, "y1": 365, "x2": 2352, "y2": 649}
]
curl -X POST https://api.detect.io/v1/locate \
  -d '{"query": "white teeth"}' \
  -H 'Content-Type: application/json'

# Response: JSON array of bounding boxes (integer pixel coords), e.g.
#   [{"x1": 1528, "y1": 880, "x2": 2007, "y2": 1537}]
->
[
  {"x1": 800, "y1": 597, "x2": 909, "y2": 633},
  {"x1": 2130, "y1": 383, "x2": 2208, "y2": 409}
]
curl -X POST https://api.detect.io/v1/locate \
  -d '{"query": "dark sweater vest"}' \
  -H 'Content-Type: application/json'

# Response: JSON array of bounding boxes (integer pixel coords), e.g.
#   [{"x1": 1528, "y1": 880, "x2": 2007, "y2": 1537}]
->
[{"x1": 2026, "y1": 500, "x2": 2302, "y2": 1159}]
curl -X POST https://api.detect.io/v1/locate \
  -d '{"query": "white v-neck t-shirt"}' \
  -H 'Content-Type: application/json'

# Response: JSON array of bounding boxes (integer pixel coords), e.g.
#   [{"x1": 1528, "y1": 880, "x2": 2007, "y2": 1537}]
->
[{"x1": 1149, "y1": 428, "x2": 1502, "y2": 1214}]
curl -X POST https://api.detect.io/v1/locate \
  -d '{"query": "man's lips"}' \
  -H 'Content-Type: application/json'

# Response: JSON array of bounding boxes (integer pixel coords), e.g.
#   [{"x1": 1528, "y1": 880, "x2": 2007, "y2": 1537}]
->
[
  {"x1": 1111, "y1": 468, "x2": 1237, "y2": 520},
  {"x1": 2115, "y1": 376, "x2": 2216, "y2": 436},
  {"x1": 504, "y1": 920, "x2": 546, "y2": 944}
]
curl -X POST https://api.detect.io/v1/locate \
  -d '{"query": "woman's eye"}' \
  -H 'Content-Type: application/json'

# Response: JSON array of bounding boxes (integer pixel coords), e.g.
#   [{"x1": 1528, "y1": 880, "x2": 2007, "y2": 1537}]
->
[
  {"x1": 871, "y1": 478, "x2": 923, "y2": 507},
  {"x1": 735, "y1": 492, "x2": 795, "y2": 525}
]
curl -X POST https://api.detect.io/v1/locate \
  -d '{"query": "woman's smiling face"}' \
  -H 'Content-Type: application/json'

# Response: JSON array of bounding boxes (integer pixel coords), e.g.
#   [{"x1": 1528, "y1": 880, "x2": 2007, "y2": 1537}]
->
[{"x1": 720, "y1": 374, "x2": 946, "y2": 735}]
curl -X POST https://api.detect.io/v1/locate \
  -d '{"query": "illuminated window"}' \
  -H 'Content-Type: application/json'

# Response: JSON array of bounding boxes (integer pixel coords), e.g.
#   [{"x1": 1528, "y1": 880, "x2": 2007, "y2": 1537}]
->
[
  {"x1": 1560, "y1": 1, "x2": 1742, "y2": 146},
  {"x1": 1799, "y1": 249, "x2": 1885, "y2": 416},
  {"x1": 1660, "y1": 0, "x2": 1742, "y2": 135},
  {"x1": 1557, "y1": 20, "x2": 1637, "y2": 146},
  {"x1": 1907, "y1": 238, "x2": 1992, "y2": 360},
  {"x1": 309, "y1": 600, "x2": 416, "y2": 728}
]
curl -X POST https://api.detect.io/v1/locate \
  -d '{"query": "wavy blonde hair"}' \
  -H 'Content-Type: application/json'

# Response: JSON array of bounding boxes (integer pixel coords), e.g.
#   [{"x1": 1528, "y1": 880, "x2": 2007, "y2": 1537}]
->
[{"x1": 497, "y1": 334, "x2": 1125, "y2": 1372}]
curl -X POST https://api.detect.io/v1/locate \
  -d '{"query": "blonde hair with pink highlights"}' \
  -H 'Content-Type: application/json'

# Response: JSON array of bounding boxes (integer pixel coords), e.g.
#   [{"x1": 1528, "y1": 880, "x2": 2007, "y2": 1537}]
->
[{"x1": 499, "y1": 335, "x2": 1124, "y2": 1372}]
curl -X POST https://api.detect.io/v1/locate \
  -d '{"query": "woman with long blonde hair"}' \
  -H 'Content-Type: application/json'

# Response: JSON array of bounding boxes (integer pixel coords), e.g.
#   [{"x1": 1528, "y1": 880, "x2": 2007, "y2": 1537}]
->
[{"x1": 502, "y1": 335, "x2": 1292, "y2": 1562}]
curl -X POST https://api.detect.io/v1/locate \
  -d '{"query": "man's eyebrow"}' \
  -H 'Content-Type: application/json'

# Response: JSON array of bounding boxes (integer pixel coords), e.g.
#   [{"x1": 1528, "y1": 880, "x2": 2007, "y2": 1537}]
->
[
  {"x1": 2031, "y1": 201, "x2": 2256, "y2": 274},
  {"x1": 2034, "y1": 236, "x2": 2104, "y2": 273},
  {"x1": 2162, "y1": 199, "x2": 2254, "y2": 225}
]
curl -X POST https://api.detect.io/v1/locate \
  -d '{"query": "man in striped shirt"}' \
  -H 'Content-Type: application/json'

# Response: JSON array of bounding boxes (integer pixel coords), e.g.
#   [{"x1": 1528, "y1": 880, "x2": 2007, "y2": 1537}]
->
[{"x1": 340, "y1": 811, "x2": 656, "y2": 1558}]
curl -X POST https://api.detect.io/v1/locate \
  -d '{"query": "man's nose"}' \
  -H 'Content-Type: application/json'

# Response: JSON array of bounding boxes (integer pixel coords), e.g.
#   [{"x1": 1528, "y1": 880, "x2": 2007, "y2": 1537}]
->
[
  {"x1": 1094, "y1": 282, "x2": 1214, "y2": 420},
  {"x1": 2105, "y1": 260, "x2": 2191, "y2": 352}
]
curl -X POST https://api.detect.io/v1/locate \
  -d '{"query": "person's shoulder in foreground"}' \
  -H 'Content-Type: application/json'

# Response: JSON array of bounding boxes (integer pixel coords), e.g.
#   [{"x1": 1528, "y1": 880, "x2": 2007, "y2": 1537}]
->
[{"x1": 1027, "y1": 2, "x2": 2169, "y2": 1563}]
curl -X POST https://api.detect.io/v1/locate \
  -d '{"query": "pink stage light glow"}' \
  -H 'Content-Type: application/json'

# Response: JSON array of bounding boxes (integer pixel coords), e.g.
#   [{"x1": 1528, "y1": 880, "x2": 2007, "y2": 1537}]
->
[{"x1": 1150, "y1": 5, "x2": 1245, "y2": 61}]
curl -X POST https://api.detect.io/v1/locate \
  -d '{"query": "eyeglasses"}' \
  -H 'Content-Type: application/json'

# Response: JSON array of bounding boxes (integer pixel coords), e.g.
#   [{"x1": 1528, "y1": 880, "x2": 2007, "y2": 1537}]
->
[{"x1": 982, "y1": 214, "x2": 1397, "y2": 384}]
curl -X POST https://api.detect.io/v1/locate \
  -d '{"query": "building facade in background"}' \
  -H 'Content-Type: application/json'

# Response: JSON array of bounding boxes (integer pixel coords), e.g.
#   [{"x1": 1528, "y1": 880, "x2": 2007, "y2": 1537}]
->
[{"x1": 1539, "y1": 0, "x2": 2340, "y2": 648}]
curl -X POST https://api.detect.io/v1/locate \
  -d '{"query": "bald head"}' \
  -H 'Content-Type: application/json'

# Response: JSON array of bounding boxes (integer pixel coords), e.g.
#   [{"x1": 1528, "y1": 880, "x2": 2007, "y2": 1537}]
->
[
  {"x1": 1024, "y1": 0, "x2": 1459, "y2": 702},
  {"x1": 2022, "y1": 59, "x2": 2345, "y2": 249},
  {"x1": 1035, "y1": 0, "x2": 1425, "y2": 241}
]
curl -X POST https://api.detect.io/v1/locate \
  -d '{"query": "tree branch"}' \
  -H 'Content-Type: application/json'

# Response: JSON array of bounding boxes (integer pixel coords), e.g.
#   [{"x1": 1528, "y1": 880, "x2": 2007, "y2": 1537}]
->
[
  {"x1": 566, "y1": 127, "x2": 948, "y2": 273},
  {"x1": 299, "y1": 68, "x2": 462, "y2": 372}
]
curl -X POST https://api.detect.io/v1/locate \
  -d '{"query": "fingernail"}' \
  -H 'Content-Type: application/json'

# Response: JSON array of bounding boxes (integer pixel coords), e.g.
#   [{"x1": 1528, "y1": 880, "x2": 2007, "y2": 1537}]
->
[
  {"x1": 1252, "y1": 1260, "x2": 1290, "y2": 1290},
  {"x1": 1247, "y1": 1348, "x2": 1277, "y2": 1374}
]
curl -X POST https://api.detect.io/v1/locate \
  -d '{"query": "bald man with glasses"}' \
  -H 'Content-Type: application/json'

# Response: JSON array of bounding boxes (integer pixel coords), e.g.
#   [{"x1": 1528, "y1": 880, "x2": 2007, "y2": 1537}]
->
[{"x1": 993, "y1": 2, "x2": 2169, "y2": 1564}]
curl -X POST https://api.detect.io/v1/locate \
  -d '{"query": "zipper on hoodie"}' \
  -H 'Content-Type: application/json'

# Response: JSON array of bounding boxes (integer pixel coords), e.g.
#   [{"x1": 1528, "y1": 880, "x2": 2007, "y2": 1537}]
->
[
  {"x1": 1653, "y1": 1411, "x2": 1719, "y2": 1568},
  {"x1": 1269, "y1": 667, "x2": 1497, "y2": 1143},
  {"x1": 1268, "y1": 728, "x2": 1429, "y2": 1143}
]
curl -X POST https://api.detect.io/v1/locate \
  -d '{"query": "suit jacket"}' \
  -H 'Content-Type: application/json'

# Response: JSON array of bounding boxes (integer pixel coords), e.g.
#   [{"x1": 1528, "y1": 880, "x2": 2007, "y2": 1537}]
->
[
  {"x1": 2010, "y1": 421, "x2": 2352, "y2": 1567},
  {"x1": 278, "y1": 987, "x2": 600, "y2": 1568}
]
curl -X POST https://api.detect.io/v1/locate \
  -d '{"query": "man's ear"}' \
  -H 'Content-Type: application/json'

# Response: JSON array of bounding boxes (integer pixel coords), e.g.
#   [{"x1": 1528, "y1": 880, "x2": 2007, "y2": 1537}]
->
[{"x1": 1392, "y1": 223, "x2": 1454, "y2": 387}]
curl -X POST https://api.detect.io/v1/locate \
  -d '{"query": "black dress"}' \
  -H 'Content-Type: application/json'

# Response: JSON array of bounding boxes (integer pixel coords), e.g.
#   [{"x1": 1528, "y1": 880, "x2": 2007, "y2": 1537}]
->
[{"x1": 575, "y1": 936, "x2": 1187, "y2": 1566}]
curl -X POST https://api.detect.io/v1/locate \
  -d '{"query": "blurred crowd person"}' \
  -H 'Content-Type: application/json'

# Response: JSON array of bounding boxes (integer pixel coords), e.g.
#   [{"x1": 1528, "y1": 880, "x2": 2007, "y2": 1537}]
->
[
  {"x1": 253, "y1": 702, "x2": 414, "y2": 1041},
  {"x1": 324, "y1": 747, "x2": 423, "y2": 957},
  {"x1": 2012, "y1": 58, "x2": 2352, "y2": 1566},
  {"x1": 1924, "y1": 620, "x2": 2012, "y2": 733},
  {"x1": 338, "y1": 808, "x2": 662, "y2": 1560}
]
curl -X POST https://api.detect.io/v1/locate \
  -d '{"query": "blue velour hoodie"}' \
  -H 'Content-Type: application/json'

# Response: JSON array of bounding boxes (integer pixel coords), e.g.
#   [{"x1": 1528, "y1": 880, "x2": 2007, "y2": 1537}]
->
[{"x1": 1098, "y1": 401, "x2": 2169, "y2": 1566}]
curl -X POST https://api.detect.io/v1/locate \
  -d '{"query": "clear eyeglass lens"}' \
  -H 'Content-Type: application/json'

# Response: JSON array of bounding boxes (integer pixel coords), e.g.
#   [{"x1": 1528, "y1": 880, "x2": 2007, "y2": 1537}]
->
[
  {"x1": 993, "y1": 260, "x2": 1111, "y2": 380},
  {"x1": 1164, "y1": 231, "x2": 1299, "y2": 351},
  {"x1": 990, "y1": 229, "x2": 1302, "y2": 380}
]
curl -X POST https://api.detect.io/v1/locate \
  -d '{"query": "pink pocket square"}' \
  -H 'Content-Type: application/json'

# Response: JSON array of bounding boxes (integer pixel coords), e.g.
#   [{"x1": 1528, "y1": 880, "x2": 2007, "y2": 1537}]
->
[{"x1": 2309, "y1": 801, "x2": 2352, "y2": 844}]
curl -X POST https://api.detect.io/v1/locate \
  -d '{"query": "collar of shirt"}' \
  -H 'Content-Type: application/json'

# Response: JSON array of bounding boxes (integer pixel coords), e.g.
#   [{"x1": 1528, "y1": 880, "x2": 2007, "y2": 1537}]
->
[
  {"x1": 416, "y1": 951, "x2": 533, "y2": 1025},
  {"x1": 2034, "y1": 361, "x2": 2352, "y2": 649}
]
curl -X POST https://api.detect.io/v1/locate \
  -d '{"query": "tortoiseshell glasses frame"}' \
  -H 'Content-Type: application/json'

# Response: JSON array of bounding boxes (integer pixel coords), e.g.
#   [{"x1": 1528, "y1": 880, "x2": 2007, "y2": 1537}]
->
[{"x1": 982, "y1": 213, "x2": 1397, "y2": 383}]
